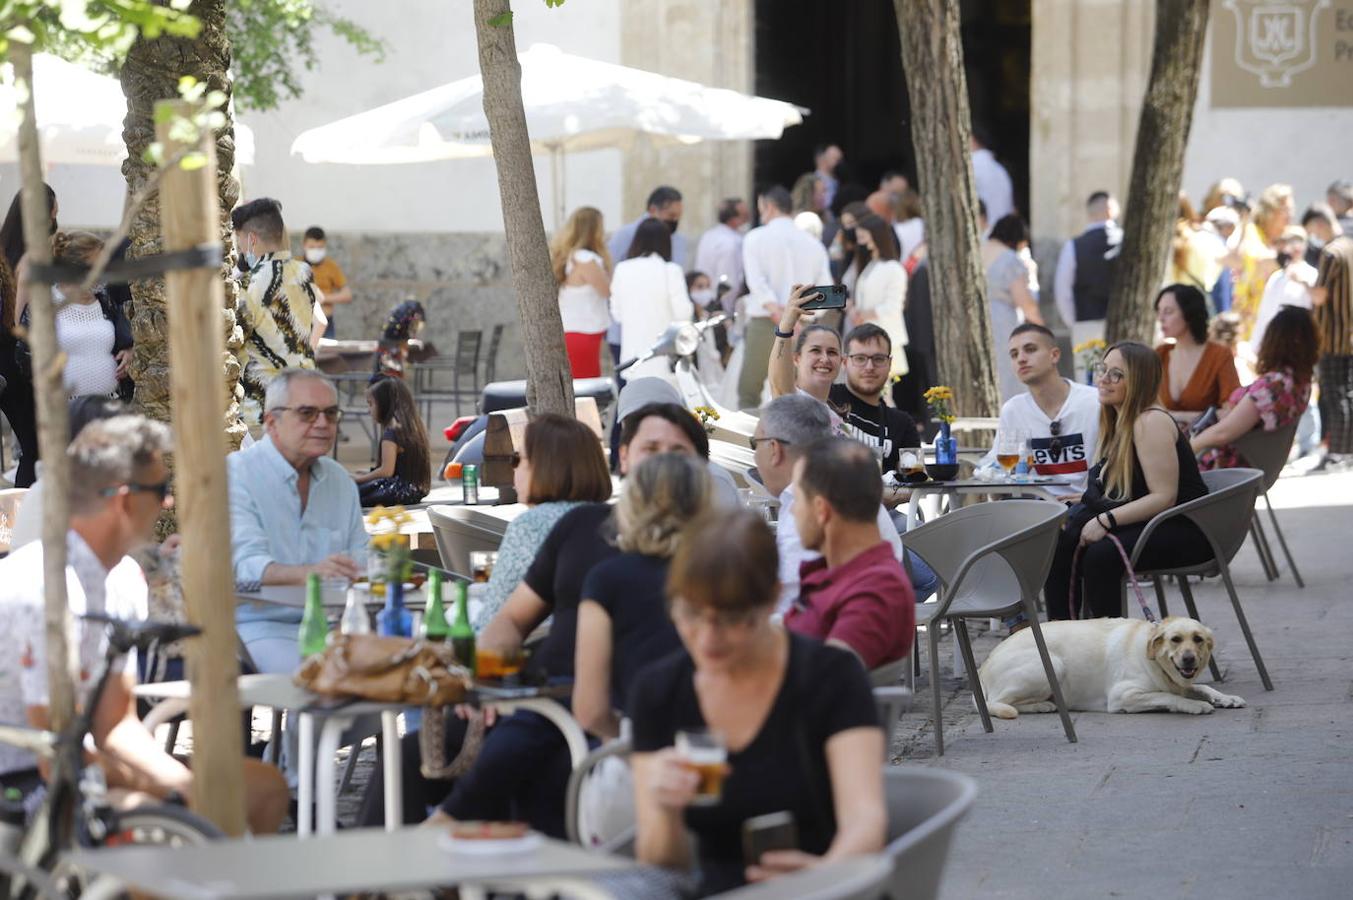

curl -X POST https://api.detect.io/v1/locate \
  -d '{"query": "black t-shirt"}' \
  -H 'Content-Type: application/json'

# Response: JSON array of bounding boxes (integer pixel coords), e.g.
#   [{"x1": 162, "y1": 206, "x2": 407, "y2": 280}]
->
[
  {"x1": 829, "y1": 383, "x2": 921, "y2": 471},
  {"x1": 522, "y1": 503, "x2": 618, "y2": 679},
  {"x1": 380, "y1": 428, "x2": 422, "y2": 484},
  {"x1": 629, "y1": 633, "x2": 878, "y2": 896},
  {"x1": 580, "y1": 552, "x2": 681, "y2": 713}
]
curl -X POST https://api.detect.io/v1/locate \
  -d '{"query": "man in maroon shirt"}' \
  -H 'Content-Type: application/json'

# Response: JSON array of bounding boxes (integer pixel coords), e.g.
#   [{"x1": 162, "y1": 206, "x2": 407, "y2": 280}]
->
[{"x1": 785, "y1": 438, "x2": 915, "y2": 670}]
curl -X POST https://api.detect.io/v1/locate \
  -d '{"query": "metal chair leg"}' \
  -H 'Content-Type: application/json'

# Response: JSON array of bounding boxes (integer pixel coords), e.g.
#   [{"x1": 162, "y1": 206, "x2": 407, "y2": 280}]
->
[
  {"x1": 1175, "y1": 576, "x2": 1223, "y2": 683},
  {"x1": 928, "y1": 625, "x2": 945, "y2": 757},
  {"x1": 953, "y1": 619, "x2": 992, "y2": 733},
  {"x1": 1250, "y1": 515, "x2": 1278, "y2": 580},
  {"x1": 1152, "y1": 577, "x2": 1170, "y2": 618},
  {"x1": 1026, "y1": 611, "x2": 1076, "y2": 744},
  {"x1": 1219, "y1": 563, "x2": 1274, "y2": 691},
  {"x1": 1264, "y1": 492, "x2": 1305, "y2": 589},
  {"x1": 337, "y1": 740, "x2": 363, "y2": 796},
  {"x1": 163, "y1": 718, "x2": 181, "y2": 754},
  {"x1": 265, "y1": 709, "x2": 284, "y2": 765}
]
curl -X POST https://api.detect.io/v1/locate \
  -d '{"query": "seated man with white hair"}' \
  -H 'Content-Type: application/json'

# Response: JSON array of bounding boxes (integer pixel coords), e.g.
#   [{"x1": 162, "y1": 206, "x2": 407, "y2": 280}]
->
[
  {"x1": 753, "y1": 393, "x2": 904, "y2": 614},
  {"x1": 228, "y1": 368, "x2": 368, "y2": 674}
]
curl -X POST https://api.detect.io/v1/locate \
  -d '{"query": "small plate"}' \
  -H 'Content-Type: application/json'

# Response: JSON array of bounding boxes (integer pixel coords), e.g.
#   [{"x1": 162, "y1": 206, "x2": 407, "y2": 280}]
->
[{"x1": 437, "y1": 831, "x2": 544, "y2": 855}]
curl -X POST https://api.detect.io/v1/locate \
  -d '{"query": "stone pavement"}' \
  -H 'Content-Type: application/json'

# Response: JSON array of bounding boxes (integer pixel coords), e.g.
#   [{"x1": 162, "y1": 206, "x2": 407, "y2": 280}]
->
[{"x1": 890, "y1": 468, "x2": 1353, "y2": 900}]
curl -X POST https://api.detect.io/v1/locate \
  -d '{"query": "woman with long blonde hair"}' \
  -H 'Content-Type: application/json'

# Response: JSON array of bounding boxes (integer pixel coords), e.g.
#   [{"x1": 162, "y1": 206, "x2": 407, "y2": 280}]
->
[
  {"x1": 550, "y1": 206, "x2": 613, "y2": 378},
  {"x1": 1043, "y1": 341, "x2": 1211, "y2": 619},
  {"x1": 573, "y1": 453, "x2": 710, "y2": 741}
]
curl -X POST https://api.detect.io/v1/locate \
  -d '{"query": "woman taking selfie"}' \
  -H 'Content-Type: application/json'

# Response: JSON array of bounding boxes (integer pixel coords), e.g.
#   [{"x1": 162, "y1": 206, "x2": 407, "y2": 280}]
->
[
  {"x1": 1043, "y1": 342, "x2": 1211, "y2": 620},
  {"x1": 767, "y1": 286, "x2": 845, "y2": 435},
  {"x1": 630, "y1": 509, "x2": 884, "y2": 896},
  {"x1": 1154, "y1": 283, "x2": 1240, "y2": 426}
]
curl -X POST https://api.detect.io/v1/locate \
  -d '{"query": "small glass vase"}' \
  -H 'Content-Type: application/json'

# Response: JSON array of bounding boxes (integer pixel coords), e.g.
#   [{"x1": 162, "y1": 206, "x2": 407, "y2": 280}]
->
[{"x1": 936, "y1": 422, "x2": 958, "y2": 465}]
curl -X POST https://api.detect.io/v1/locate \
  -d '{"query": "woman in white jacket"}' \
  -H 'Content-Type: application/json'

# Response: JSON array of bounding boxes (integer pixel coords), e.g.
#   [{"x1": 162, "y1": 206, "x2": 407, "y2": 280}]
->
[
  {"x1": 849, "y1": 213, "x2": 909, "y2": 382},
  {"x1": 609, "y1": 218, "x2": 693, "y2": 384}
]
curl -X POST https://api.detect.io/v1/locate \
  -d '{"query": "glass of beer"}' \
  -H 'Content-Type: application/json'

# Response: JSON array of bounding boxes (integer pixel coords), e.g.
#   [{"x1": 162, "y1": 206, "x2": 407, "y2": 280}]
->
[
  {"x1": 470, "y1": 551, "x2": 498, "y2": 583},
  {"x1": 475, "y1": 647, "x2": 524, "y2": 679},
  {"x1": 676, "y1": 729, "x2": 730, "y2": 807},
  {"x1": 995, "y1": 432, "x2": 1021, "y2": 480}
]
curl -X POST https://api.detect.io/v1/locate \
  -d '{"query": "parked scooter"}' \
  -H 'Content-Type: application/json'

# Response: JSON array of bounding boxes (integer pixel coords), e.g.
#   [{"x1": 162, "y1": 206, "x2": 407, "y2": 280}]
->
[{"x1": 440, "y1": 314, "x2": 737, "y2": 473}]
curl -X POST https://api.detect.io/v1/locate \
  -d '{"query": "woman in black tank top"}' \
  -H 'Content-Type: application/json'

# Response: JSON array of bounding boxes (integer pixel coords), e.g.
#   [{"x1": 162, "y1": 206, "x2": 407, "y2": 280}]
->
[{"x1": 1045, "y1": 342, "x2": 1212, "y2": 619}]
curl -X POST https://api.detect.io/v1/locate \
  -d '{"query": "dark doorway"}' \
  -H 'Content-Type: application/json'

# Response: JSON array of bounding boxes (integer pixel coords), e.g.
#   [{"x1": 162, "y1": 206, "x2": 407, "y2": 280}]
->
[{"x1": 754, "y1": 0, "x2": 1031, "y2": 219}]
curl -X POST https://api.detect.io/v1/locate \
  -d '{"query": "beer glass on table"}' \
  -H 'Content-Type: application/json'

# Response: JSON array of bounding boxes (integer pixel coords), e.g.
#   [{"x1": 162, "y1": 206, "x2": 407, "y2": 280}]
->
[
  {"x1": 676, "y1": 729, "x2": 730, "y2": 806},
  {"x1": 996, "y1": 432, "x2": 1022, "y2": 479}
]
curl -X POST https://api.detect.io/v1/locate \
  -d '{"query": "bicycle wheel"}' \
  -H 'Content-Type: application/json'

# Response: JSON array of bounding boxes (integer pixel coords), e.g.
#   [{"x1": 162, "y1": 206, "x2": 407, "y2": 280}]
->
[{"x1": 101, "y1": 804, "x2": 223, "y2": 848}]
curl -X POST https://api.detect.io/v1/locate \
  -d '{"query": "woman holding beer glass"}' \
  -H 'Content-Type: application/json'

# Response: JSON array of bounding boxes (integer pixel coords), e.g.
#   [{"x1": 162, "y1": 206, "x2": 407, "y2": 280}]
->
[{"x1": 630, "y1": 509, "x2": 885, "y2": 895}]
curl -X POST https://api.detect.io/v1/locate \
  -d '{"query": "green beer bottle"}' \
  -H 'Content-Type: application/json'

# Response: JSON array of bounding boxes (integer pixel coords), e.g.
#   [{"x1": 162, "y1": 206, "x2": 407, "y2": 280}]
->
[
  {"x1": 299, "y1": 573, "x2": 330, "y2": 658},
  {"x1": 449, "y1": 580, "x2": 476, "y2": 674},
  {"x1": 422, "y1": 570, "x2": 451, "y2": 642}
]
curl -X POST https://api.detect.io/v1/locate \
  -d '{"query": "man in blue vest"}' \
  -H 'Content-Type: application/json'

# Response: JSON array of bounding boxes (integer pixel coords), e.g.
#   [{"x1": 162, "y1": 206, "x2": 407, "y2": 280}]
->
[{"x1": 1053, "y1": 191, "x2": 1121, "y2": 380}]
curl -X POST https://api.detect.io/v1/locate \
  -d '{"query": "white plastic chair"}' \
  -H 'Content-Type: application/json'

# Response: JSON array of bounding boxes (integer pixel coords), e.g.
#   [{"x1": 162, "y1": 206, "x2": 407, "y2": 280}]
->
[
  {"x1": 1125, "y1": 467, "x2": 1273, "y2": 691},
  {"x1": 880, "y1": 766, "x2": 979, "y2": 900},
  {"x1": 1231, "y1": 422, "x2": 1304, "y2": 587},
  {"x1": 904, "y1": 500, "x2": 1076, "y2": 755}
]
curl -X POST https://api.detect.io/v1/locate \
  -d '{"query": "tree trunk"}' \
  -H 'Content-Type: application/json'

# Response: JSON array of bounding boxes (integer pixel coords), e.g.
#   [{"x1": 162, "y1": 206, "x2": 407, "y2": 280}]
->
[
  {"x1": 893, "y1": 0, "x2": 999, "y2": 418},
  {"x1": 121, "y1": 0, "x2": 246, "y2": 451},
  {"x1": 11, "y1": 41, "x2": 77, "y2": 841},
  {"x1": 1106, "y1": 0, "x2": 1209, "y2": 345},
  {"x1": 473, "y1": 0, "x2": 574, "y2": 418}
]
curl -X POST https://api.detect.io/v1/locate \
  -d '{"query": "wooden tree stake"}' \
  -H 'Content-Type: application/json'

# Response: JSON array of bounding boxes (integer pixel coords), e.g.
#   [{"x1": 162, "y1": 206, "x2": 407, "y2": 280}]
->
[{"x1": 155, "y1": 99, "x2": 246, "y2": 836}]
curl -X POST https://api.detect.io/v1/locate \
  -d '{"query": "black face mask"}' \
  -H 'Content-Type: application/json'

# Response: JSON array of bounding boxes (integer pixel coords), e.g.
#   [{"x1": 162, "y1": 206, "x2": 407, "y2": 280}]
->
[
  {"x1": 1276, "y1": 251, "x2": 1292, "y2": 268},
  {"x1": 841, "y1": 227, "x2": 856, "y2": 243},
  {"x1": 664, "y1": 218, "x2": 679, "y2": 235}
]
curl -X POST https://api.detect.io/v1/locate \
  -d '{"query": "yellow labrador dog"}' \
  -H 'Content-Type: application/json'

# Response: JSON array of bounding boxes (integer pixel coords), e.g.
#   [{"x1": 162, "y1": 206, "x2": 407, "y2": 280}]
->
[{"x1": 979, "y1": 616, "x2": 1246, "y2": 717}]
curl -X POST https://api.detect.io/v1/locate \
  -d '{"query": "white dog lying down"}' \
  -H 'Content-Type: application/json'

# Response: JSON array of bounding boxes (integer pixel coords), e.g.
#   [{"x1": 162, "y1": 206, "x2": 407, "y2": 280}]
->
[{"x1": 979, "y1": 616, "x2": 1246, "y2": 717}]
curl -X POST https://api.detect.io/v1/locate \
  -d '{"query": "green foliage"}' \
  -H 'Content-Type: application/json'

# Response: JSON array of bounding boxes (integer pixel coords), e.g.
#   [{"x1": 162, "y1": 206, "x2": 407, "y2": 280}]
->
[
  {"x1": 0, "y1": 0, "x2": 198, "y2": 57},
  {"x1": 140, "y1": 74, "x2": 225, "y2": 169},
  {"x1": 228, "y1": 0, "x2": 386, "y2": 111}
]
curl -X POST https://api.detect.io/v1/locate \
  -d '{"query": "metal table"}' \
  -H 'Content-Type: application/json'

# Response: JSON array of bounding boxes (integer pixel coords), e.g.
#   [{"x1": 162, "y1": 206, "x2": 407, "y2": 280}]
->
[
  {"x1": 69, "y1": 825, "x2": 635, "y2": 899},
  {"x1": 135, "y1": 674, "x2": 586, "y2": 839},
  {"x1": 903, "y1": 477, "x2": 1073, "y2": 531}
]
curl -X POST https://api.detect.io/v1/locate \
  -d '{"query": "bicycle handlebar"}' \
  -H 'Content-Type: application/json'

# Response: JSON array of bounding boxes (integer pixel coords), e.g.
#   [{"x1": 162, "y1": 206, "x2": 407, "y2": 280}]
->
[{"x1": 80, "y1": 613, "x2": 202, "y2": 654}]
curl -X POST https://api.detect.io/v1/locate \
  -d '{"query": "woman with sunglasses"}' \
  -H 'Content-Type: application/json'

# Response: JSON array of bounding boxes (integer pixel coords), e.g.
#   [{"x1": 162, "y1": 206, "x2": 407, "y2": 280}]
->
[
  {"x1": 1043, "y1": 342, "x2": 1211, "y2": 619},
  {"x1": 631, "y1": 509, "x2": 885, "y2": 896}
]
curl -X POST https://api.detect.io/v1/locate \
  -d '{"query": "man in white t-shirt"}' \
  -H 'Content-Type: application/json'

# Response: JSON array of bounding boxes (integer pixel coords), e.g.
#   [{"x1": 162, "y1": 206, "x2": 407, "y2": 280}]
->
[{"x1": 985, "y1": 323, "x2": 1101, "y2": 498}]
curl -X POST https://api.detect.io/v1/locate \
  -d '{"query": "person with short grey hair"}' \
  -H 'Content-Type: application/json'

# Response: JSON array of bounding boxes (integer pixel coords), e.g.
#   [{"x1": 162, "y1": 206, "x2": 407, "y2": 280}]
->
[
  {"x1": 751, "y1": 394, "x2": 901, "y2": 612},
  {"x1": 228, "y1": 366, "x2": 366, "y2": 676},
  {"x1": 68, "y1": 414, "x2": 173, "y2": 515}
]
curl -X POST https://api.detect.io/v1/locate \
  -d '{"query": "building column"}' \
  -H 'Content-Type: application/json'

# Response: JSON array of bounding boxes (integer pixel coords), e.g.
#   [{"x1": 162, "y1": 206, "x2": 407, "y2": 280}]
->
[
  {"x1": 1029, "y1": 0, "x2": 1154, "y2": 323},
  {"x1": 618, "y1": 0, "x2": 756, "y2": 245}
]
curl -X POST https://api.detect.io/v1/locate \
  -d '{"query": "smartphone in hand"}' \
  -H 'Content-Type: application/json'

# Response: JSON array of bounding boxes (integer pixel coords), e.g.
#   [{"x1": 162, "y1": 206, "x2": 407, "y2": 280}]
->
[
  {"x1": 799, "y1": 285, "x2": 847, "y2": 311},
  {"x1": 743, "y1": 811, "x2": 799, "y2": 867}
]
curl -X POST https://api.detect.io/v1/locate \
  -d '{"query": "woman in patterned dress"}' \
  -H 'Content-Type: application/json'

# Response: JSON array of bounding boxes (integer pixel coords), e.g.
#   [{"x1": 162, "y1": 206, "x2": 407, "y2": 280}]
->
[{"x1": 1193, "y1": 306, "x2": 1319, "y2": 469}]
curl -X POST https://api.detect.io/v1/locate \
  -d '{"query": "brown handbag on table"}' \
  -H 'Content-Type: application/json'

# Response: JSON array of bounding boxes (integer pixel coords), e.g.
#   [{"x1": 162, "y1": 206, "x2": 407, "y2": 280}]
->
[{"x1": 294, "y1": 633, "x2": 471, "y2": 706}]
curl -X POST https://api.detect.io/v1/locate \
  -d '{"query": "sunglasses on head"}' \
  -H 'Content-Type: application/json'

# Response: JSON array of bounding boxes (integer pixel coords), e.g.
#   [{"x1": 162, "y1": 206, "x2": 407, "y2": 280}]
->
[{"x1": 99, "y1": 479, "x2": 172, "y2": 502}]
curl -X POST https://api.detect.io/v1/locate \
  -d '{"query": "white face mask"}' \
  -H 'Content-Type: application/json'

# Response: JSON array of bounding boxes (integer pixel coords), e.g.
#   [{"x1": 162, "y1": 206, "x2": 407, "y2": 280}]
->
[
  {"x1": 691, "y1": 288, "x2": 716, "y2": 306},
  {"x1": 304, "y1": 247, "x2": 327, "y2": 264}
]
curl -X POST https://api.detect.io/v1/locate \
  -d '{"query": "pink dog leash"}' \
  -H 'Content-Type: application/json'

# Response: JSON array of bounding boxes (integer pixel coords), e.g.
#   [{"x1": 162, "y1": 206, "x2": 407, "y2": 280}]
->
[{"x1": 1070, "y1": 532, "x2": 1158, "y2": 624}]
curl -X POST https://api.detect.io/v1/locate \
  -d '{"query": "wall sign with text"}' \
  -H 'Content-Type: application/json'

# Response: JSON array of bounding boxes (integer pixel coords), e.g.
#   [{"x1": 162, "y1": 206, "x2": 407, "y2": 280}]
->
[{"x1": 1212, "y1": 0, "x2": 1353, "y2": 107}]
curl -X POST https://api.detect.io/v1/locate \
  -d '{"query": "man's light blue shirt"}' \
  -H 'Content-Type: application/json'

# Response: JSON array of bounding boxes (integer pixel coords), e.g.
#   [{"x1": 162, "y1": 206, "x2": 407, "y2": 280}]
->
[{"x1": 229, "y1": 435, "x2": 368, "y2": 623}]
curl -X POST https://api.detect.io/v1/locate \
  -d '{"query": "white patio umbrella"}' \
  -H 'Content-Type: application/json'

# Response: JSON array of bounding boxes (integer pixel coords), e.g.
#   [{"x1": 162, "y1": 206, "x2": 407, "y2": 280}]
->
[
  {"x1": 289, "y1": 43, "x2": 804, "y2": 225},
  {"x1": 0, "y1": 53, "x2": 254, "y2": 167}
]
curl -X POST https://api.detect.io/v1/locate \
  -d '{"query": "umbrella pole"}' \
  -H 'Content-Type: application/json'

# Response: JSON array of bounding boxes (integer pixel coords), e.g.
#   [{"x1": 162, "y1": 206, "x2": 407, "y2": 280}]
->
[{"x1": 551, "y1": 144, "x2": 565, "y2": 231}]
